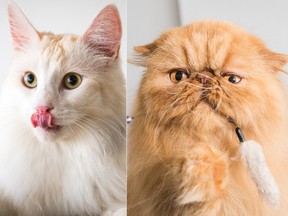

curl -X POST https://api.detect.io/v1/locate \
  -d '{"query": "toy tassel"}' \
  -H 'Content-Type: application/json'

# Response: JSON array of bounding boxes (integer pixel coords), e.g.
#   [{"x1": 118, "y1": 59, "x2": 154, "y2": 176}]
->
[{"x1": 235, "y1": 127, "x2": 280, "y2": 206}]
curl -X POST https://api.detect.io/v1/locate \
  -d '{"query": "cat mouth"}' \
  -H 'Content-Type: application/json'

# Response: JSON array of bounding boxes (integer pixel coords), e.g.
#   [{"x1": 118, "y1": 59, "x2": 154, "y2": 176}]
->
[
  {"x1": 39, "y1": 125, "x2": 61, "y2": 133},
  {"x1": 31, "y1": 112, "x2": 60, "y2": 133},
  {"x1": 202, "y1": 99, "x2": 217, "y2": 110}
]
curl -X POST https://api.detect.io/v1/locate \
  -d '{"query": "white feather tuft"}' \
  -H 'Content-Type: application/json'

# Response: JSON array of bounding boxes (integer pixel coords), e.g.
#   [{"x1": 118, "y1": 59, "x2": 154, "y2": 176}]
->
[{"x1": 240, "y1": 140, "x2": 280, "y2": 206}]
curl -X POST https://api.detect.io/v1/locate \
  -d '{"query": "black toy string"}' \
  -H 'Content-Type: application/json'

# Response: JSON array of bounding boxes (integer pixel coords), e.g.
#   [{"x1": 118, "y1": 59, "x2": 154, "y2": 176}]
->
[{"x1": 126, "y1": 104, "x2": 246, "y2": 143}]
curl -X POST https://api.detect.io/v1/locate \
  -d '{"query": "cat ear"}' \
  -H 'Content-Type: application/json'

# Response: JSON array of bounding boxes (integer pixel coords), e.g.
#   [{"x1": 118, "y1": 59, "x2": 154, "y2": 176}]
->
[
  {"x1": 261, "y1": 49, "x2": 288, "y2": 73},
  {"x1": 133, "y1": 33, "x2": 168, "y2": 58},
  {"x1": 82, "y1": 4, "x2": 122, "y2": 59},
  {"x1": 132, "y1": 42, "x2": 159, "y2": 67},
  {"x1": 134, "y1": 43, "x2": 158, "y2": 56},
  {"x1": 132, "y1": 34, "x2": 169, "y2": 67},
  {"x1": 7, "y1": 0, "x2": 40, "y2": 52}
]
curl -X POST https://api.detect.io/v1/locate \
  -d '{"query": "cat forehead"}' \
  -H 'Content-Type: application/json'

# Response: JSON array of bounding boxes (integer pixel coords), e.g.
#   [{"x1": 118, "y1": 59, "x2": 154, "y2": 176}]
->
[
  {"x1": 40, "y1": 33, "x2": 79, "y2": 61},
  {"x1": 152, "y1": 20, "x2": 264, "y2": 71}
]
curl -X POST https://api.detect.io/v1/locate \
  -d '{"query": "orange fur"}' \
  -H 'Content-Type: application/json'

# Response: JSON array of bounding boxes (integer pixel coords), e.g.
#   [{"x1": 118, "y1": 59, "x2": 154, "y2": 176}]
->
[{"x1": 128, "y1": 20, "x2": 288, "y2": 215}]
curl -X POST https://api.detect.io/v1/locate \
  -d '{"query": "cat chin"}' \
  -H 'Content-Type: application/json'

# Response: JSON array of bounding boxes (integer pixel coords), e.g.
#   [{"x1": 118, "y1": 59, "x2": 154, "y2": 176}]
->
[
  {"x1": 33, "y1": 126, "x2": 64, "y2": 142},
  {"x1": 194, "y1": 100, "x2": 218, "y2": 114}
]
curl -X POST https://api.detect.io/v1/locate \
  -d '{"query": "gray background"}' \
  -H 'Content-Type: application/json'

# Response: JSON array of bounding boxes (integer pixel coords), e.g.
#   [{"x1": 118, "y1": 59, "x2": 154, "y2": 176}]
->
[{"x1": 127, "y1": 0, "x2": 288, "y2": 114}]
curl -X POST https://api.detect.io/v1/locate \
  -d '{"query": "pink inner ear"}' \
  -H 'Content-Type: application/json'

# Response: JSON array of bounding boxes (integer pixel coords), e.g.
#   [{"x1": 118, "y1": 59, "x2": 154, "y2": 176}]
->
[
  {"x1": 83, "y1": 4, "x2": 122, "y2": 58},
  {"x1": 9, "y1": 19, "x2": 31, "y2": 51},
  {"x1": 8, "y1": 1, "x2": 39, "y2": 52}
]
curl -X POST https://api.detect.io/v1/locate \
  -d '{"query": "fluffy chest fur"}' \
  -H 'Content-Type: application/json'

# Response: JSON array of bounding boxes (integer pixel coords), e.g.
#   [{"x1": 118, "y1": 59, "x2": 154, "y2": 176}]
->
[{"x1": 0, "y1": 117, "x2": 125, "y2": 216}]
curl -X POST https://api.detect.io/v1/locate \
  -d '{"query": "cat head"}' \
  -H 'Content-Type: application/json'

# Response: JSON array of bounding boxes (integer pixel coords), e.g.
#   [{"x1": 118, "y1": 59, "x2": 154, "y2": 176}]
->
[
  {"x1": 132, "y1": 20, "x2": 288, "y2": 133},
  {"x1": 2, "y1": 1, "x2": 124, "y2": 143}
]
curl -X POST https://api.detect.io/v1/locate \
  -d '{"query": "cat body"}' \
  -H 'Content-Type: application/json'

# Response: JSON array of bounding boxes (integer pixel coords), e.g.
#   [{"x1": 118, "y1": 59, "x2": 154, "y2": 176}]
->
[
  {"x1": 128, "y1": 20, "x2": 288, "y2": 215},
  {"x1": 0, "y1": 2, "x2": 125, "y2": 216}
]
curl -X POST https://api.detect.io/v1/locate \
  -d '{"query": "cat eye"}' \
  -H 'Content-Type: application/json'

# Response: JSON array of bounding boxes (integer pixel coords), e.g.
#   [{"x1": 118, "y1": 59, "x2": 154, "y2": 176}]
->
[
  {"x1": 23, "y1": 71, "x2": 37, "y2": 88},
  {"x1": 63, "y1": 72, "x2": 82, "y2": 89},
  {"x1": 169, "y1": 69, "x2": 189, "y2": 83},
  {"x1": 220, "y1": 72, "x2": 242, "y2": 84}
]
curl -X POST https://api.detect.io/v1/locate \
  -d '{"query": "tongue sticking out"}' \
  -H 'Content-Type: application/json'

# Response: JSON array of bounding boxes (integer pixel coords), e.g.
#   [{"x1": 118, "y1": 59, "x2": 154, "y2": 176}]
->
[{"x1": 31, "y1": 112, "x2": 54, "y2": 129}]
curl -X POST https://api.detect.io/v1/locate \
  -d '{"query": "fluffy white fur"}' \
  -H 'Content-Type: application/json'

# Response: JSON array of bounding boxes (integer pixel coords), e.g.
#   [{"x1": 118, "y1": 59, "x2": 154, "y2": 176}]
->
[
  {"x1": 0, "y1": 1, "x2": 126, "y2": 216},
  {"x1": 240, "y1": 140, "x2": 280, "y2": 206}
]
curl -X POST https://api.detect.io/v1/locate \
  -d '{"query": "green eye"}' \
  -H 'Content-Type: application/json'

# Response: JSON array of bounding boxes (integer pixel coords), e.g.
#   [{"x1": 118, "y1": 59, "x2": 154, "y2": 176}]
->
[
  {"x1": 23, "y1": 71, "x2": 37, "y2": 88},
  {"x1": 63, "y1": 72, "x2": 82, "y2": 89}
]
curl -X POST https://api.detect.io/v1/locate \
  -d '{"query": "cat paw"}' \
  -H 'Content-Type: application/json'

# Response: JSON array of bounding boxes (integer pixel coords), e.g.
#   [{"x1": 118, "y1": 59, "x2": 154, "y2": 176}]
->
[{"x1": 177, "y1": 145, "x2": 229, "y2": 205}]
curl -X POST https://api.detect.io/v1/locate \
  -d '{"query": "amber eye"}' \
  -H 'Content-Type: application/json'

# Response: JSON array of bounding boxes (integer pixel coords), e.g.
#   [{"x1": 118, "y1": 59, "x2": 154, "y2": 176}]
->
[
  {"x1": 169, "y1": 70, "x2": 189, "y2": 83},
  {"x1": 23, "y1": 71, "x2": 37, "y2": 88},
  {"x1": 63, "y1": 72, "x2": 82, "y2": 89},
  {"x1": 220, "y1": 72, "x2": 242, "y2": 84}
]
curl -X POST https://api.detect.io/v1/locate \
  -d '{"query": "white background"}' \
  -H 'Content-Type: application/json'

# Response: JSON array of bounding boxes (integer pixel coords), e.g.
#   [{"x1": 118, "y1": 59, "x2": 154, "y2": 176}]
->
[
  {"x1": 0, "y1": 0, "x2": 127, "y2": 86},
  {"x1": 127, "y1": 0, "x2": 288, "y2": 114}
]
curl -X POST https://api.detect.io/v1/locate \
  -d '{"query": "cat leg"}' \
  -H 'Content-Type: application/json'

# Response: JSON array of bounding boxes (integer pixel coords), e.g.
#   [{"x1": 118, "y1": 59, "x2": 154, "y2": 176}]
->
[
  {"x1": 129, "y1": 145, "x2": 229, "y2": 215},
  {"x1": 175, "y1": 145, "x2": 229, "y2": 205},
  {"x1": 134, "y1": 145, "x2": 230, "y2": 215}
]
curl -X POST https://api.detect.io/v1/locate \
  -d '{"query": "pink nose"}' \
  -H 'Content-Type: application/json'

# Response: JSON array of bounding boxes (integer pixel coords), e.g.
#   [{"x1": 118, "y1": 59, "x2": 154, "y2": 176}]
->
[
  {"x1": 195, "y1": 74, "x2": 208, "y2": 84},
  {"x1": 36, "y1": 105, "x2": 53, "y2": 113}
]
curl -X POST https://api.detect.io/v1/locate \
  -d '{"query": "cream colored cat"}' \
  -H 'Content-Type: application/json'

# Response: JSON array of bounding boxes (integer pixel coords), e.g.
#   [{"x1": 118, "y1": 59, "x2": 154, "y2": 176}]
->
[
  {"x1": 0, "y1": 1, "x2": 126, "y2": 215},
  {"x1": 128, "y1": 20, "x2": 288, "y2": 216}
]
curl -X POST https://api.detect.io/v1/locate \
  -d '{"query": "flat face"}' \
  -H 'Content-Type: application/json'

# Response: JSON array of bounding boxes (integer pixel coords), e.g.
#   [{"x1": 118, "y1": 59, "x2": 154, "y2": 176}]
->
[{"x1": 134, "y1": 20, "x2": 283, "y2": 131}]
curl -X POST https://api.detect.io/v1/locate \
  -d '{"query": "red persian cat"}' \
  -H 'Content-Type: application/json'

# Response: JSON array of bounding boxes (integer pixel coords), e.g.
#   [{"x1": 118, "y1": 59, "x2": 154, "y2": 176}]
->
[{"x1": 128, "y1": 20, "x2": 288, "y2": 216}]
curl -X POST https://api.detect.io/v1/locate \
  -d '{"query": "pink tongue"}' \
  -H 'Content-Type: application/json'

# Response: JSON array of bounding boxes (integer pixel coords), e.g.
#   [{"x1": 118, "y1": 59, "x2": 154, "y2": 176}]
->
[{"x1": 31, "y1": 112, "x2": 54, "y2": 129}]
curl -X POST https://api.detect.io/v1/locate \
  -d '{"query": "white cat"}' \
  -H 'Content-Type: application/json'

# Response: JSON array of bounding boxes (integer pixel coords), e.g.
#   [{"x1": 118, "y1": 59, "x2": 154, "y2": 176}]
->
[{"x1": 0, "y1": 1, "x2": 126, "y2": 215}]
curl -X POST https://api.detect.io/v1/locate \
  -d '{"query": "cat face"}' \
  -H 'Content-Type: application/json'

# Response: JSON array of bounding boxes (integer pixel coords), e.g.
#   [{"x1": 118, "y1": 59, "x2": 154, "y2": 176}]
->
[
  {"x1": 133, "y1": 21, "x2": 288, "y2": 130},
  {"x1": 2, "y1": 2, "x2": 124, "y2": 142}
]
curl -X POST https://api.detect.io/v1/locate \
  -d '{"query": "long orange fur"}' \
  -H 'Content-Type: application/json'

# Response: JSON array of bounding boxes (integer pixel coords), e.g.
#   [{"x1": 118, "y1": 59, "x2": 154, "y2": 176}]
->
[{"x1": 128, "y1": 20, "x2": 288, "y2": 216}]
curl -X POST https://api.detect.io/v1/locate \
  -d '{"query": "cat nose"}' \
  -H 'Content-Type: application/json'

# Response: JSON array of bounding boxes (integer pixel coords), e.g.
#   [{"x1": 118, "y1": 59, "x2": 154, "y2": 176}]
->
[
  {"x1": 195, "y1": 74, "x2": 208, "y2": 84},
  {"x1": 35, "y1": 105, "x2": 53, "y2": 113}
]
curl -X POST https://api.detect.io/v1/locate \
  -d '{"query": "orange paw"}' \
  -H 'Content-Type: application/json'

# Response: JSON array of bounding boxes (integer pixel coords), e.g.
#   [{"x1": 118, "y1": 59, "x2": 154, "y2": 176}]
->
[{"x1": 177, "y1": 146, "x2": 229, "y2": 205}]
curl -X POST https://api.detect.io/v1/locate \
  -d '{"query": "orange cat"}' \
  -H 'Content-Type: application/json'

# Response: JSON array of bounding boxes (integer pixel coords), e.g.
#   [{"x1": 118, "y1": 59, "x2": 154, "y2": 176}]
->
[{"x1": 128, "y1": 20, "x2": 288, "y2": 216}]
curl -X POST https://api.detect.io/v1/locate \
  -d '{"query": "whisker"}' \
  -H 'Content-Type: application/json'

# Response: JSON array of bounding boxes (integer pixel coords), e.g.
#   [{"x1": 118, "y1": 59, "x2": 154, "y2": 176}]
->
[
  {"x1": 185, "y1": 82, "x2": 213, "y2": 90},
  {"x1": 164, "y1": 85, "x2": 187, "y2": 95},
  {"x1": 152, "y1": 109, "x2": 170, "y2": 169},
  {"x1": 83, "y1": 116, "x2": 125, "y2": 140}
]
